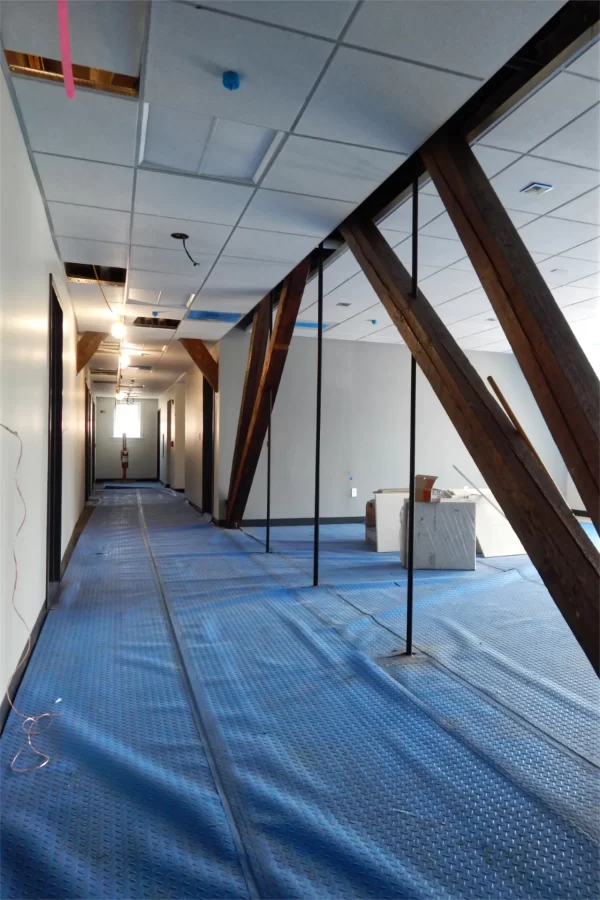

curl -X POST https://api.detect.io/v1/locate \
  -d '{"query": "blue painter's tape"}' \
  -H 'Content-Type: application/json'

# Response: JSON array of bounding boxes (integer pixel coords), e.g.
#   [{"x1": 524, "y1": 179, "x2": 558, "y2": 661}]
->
[
  {"x1": 187, "y1": 310, "x2": 241, "y2": 323},
  {"x1": 295, "y1": 321, "x2": 329, "y2": 330}
]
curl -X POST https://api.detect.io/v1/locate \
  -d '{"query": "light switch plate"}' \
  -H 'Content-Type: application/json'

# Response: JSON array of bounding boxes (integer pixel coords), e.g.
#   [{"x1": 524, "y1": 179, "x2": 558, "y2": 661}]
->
[{"x1": 351, "y1": 488, "x2": 358, "y2": 498}]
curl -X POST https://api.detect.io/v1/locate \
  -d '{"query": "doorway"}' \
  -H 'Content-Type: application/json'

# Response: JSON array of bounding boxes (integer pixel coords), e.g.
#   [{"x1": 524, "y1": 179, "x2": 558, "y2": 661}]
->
[
  {"x1": 85, "y1": 385, "x2": 93, "y2": 500},
  {"x1": 47, "y1": 278, "x2": 63, "y2": 595},
  {"x1": 156, "y1": 409, "x2": 161, "y2": 481},
  {"x1": 202, "y1": 379, "x2": 214, "y2": 516},
  {"x1": 166, "y1": 399, "x2": 174, "y2": 487}
]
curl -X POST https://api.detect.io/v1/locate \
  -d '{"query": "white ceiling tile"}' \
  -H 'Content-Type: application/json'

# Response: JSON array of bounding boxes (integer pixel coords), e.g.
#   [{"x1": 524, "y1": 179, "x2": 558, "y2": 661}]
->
[
  {"x1": 224, "y1": 228, "x2": 316, "y2": 264},
  {"x1": 176, "y1": 320, "x2": 234, "y2": 341},
  {"x1": 200, "y1": 2, "x2": 356, "y2": 38},
  {"x1": 343, "y1": 0, "x2": 563, "y2": 80},
  {"x1": 35, "y1": 153, "x2": 134, "y2": 211},
  {"x1": 562, "y1": 237, "x2": 600, "y2": 263},
  {"x1": 128, "y1": 270, "x2": 205, "y2": 306},
  {"x1": 477, "y1": 73, "x2": 599, "y2": 154},
  {"x1": 394, "y1": 235, "x2": 467, "y2": 271},
  {"x1": 552, "y1": 285, "x2": 599, "y2": 307},
  {"x1": 569, "y1": 272, "x2": 600, "y2": 291},
  {"x1": 58, "y1": 236, "x2": 128, "y2": 267},
  {"x1": 1, "y1": 0, "x2": 145, "y2": 75},
  {"x1": 567, "y1": 40, "x2": 600, "y2": 80},
  {"x1": 202, "y1": 118, "x2": 278, "y2": 181},
  {"x1": 322, "y1": 248, "x2": 362, "y2": 293},
  {"x1": 49, "y1": 203, "x2": 130, "y2": 244},
  {"x1": 194, "y1": 256, "x2": 291, "y2": 309},
  {"x1": 537, "y1": 255, "x2": 600, "y2": 287},
  {"x1": 142, "y1": 104, "x2": 213, "y2": 174},
  {"x1": 131, "y1": 214, "x2": 232, "y2": 254},
  {"x1": 320, "y1": 271, "x2": 381, "y2": 317},
  {"x1": 531, "y1": 104, "x2": 600, "y2": 171},
  {"x1": 240, "y1": 189, "x2": 354, "y2": 237},
  {"x1": 135, "y1": 168, "x2": 253, "y2": 224},
  {"x1": 490, "y1": 156, "x2": 600, "y2": 214},
  {"x1": 549, "y1": 187, "x2": 600, "y2": 225},
  {"x1": 360, "y1": 325, "x2": 404, "y2": 344},
  {"x1": 324, "y1": 315, "x2": 387, "y2": 341},
  {"x1": 124, "y1": 303, "x2": 186, "y2": 320},
  {"x1": 69, "y1": 281, "x2": 124, "y2": 312},
  {"x1": 263, "y1": 135, "x2": 405, "y2": 202},
  {"x1": 518, "y1": 217, "x2": 599, "y2": 256},
  {"x1": 460, "y1": 325, "x2": 507, "y2": 350},
  {"x1": 129, "y1": 246, "x2": 216, "y2": 278},
  {"x1": 296, "y1": 45, "x2": 478, "y2": 153},
  {"x1": 145, "y1": 3, "x2": 331, "y2": 130},
  {"x1": 379, "y1": 191, "x2": 445, "y2": 232},
  {"x1": 419, "y1": 268, "x2": 483, "y2": 306},
  {"x1": 434, "y1": 288, "x2": 493, "y2": 324},
  {"x1": 562, "y1": 297, "x2": 600, "y2": 323},
  {"x1": 447, "y1": 311, "x2": 500, "y2": 339},
  {"x1": 13, "y1": 77, "x2": 138, "y2": 166},
  {"x1": 472, "y1": 144, "x2": 522, "y2": 178},
  {"x1": 421, "y1": 207, "x2": 537, "y2": 242}
]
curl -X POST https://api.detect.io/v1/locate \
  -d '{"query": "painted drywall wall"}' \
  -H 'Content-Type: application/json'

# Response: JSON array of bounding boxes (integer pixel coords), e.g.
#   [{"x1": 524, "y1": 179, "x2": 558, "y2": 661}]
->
[
  {"x1": 158, "y1": 382, "x2": 186, "y2": 489},
  {"x1": 0, "y1": 65, "x2": 85, "y2": 694},
  {"x1": 184, "y1": 365, "x2": 204, "y2": 508},
  {"x1": 216, "y1": 330, "x2": 569, "y2": 522},
  {"x1": 95, "y1": 397, "x2": 158, "y2": 480}
]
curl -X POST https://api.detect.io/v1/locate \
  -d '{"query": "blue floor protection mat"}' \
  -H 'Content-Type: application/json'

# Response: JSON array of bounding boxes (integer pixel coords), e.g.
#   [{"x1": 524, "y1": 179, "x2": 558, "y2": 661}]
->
[{"x1": 2, "y1": 488, "x2": 599, "y2": 899}]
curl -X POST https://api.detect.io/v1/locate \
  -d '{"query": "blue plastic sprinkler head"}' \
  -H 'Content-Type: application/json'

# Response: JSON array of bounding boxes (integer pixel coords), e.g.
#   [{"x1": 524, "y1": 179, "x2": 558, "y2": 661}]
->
[
  {"x1": 222, "y1": 70, "x2": 241, "y2": 91},
  {"x1": 152, "y1": 311, "x2": 159, "y2": 317},
  {"x1": 371, "y1": 319, "x2": 377, "y2": 325}
]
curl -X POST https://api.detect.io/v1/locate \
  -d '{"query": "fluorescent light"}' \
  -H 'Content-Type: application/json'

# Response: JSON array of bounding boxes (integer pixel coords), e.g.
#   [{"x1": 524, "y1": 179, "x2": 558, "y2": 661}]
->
[
  {"x1": 111, "y1": 321, "x2": 126, "y2": 338},
  {"x1": 186, "y1": 293, "x2": 196, "y2": 308}
]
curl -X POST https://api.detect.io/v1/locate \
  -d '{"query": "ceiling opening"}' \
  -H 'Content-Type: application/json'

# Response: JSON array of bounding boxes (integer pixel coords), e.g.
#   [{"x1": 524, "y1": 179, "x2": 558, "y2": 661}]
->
[
  {"x1": 4, "y1": 50, "x2": 139, "y2": 96},
  {"x1": 65, "y1": 263, "x2": 127, "y2": 286}
]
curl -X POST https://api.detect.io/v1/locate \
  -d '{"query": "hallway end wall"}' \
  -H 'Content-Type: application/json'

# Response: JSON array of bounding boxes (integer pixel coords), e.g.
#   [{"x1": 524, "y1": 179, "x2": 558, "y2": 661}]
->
[
  {"x1": 95, "y1": 398, "x2": 158, "y2": 481},
  {"x1": 0, "y1": 65, "x2": 85, "y2": 696}
]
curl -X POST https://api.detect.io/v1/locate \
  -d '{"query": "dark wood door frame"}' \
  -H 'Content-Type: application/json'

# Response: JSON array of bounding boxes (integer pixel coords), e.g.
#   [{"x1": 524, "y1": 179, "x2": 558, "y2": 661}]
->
[
  {"x1": 202, "y1": 379, "x2": 214, "y2": 517},
  {"x1": 46, "y1": 277, "x2": 63, "y2": 601},
  {"x1": 156, "y1": 409, "x2": 161, "y2": 481}
]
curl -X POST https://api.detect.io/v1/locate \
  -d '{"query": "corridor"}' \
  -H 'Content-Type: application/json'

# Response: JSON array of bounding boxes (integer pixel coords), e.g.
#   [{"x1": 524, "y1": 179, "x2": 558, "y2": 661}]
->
[{"x1": 2, "y1": 487, "x2": 598, "y2": 899}]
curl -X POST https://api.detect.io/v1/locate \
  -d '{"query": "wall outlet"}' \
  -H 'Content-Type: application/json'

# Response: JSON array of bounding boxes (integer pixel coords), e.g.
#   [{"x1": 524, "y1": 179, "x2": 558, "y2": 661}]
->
[{"x1": 351, "y1": 487, "x2": 358, "y2": 498}]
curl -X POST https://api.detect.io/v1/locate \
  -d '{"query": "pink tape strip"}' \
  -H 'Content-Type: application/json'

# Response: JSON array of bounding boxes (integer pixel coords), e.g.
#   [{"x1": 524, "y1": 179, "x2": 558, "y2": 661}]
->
[{"x1": 56, "y1": 0, "x2": 75, "y2": 99}]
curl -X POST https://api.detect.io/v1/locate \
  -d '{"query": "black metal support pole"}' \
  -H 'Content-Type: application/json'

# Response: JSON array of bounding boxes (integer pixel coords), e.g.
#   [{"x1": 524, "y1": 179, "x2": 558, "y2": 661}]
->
[
  {"x1": 266, "y1": 294, "x2": 273, "y2": 553},
  {"x1": 313, "y1": 243, "x2": 324, "y2": 587},
  {"x1": 406, "y1": 180, "x2": 418, "y2": 655}
]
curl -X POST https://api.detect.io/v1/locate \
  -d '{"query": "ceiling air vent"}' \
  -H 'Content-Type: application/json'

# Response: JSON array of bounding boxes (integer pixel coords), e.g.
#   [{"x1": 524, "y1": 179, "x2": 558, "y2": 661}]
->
[
  {"x1": 4, "y1": 50, "x2": 139, "y2": 96},
  {"x1": 65, "y1": 263, "x2": 126, "y2": 286},
  {"x1": 519, "y1": 182, "x2": 553, "y2": 195},
  {"x1": 133, "y1": 316, "x2": 179, "y2": 329}
]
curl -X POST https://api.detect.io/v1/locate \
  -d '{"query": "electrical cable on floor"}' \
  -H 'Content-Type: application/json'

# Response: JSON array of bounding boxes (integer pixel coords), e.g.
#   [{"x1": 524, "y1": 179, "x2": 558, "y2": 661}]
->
[{"x1": 1, "y1": 423, "x2": 60, "y2": 772}]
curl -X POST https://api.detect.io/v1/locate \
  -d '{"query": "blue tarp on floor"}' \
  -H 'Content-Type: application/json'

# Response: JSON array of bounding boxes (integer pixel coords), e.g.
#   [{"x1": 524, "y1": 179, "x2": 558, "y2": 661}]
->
[{"x1": 1, "y1": 489, "x2": 599, "y2": 898}]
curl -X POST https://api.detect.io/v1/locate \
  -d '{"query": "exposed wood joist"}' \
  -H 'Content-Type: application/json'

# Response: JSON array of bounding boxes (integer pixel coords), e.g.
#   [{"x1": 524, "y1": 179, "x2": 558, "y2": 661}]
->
[
  {"x1": 228, "y1": 294, "x2": 272, "y2": 503},
  {"x1": 76, "y1": 331, "x2": 109, "y2": 374},
  {"x1": 226, "y1": 257, "x2": 311, "y2": 528},
  {"x1": 180, "y1": 338, "x2": 219, "y2": 392},
  {"x1": 422, "y1": 134, "x2": 600, "y2": 531},
  {"x1": 340, "y1": 216, "x2": 600, "y2": 674}
]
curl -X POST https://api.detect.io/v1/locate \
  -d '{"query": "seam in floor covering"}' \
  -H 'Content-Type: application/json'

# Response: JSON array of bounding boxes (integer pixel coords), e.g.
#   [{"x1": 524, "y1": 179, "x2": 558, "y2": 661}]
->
[
  {"x1": 242, "y1": 527, "x2": 600, "y2": 771},
  {"x1": 135, "y1": 491, "x2": 261, "y2": 900}
]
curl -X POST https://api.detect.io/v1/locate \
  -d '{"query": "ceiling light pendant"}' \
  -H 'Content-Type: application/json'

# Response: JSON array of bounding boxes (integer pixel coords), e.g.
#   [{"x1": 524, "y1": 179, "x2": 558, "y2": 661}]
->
[
  {"x1": 111, "y1": 319, "x2": 126, "y2": 338},
  {"x1": 171, "y1": 232, "x2": 199, "y2": 267}
]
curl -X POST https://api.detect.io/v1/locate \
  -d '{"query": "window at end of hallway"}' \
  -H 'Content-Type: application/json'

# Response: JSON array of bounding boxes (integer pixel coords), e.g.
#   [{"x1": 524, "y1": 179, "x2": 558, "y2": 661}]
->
[{"x1": 113, "y1": 402, "x2": 141, "y2": 439}]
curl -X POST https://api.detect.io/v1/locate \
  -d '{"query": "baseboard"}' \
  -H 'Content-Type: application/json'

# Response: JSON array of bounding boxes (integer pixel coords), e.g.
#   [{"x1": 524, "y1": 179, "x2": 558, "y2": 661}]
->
[
  {"x1": 0, "y1": 600, "x2": 48, "y2": 736},
  {"x1": 187, "y1": 498, "x2": 217, "y2": 524},
  {"x1": 215, "y1": 516, "x2": 365, "y2": 527},
  {"x1": 60, "y1": 504, "x2": 95, "y2": 577}
]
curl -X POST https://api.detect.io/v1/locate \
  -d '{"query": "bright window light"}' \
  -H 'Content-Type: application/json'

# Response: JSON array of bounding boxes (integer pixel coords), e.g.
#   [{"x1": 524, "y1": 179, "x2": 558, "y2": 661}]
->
[{"x1": 113, "y1": 402, "x2": 141, "y2": 439}]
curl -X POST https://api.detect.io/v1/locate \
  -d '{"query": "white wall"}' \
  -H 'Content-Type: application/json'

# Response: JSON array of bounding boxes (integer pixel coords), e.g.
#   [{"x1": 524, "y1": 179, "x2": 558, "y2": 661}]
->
[
  {"x1": 95, "y1": 397, "x2": 158, "y2": 480},
  {"x1": 0, "y1": 65, "x2": 85, "y2": 694},
  {"x1": 216, "y1": 330, "x2": 569, "y2": 522},
  {"x1": 184, "y1": 365, "x2": 204, "y2": 508},
  {"x1": 158, "y1": 381, "x2": 185, "y2": 488}
]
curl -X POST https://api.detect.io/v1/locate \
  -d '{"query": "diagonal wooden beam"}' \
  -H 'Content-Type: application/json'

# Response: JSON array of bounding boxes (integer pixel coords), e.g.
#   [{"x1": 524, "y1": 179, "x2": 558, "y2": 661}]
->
[
  {"x1": 226, "y1": 257, "x2": 311, "y2": 528},
  {"x1": 421, "y1": 134, "x2": 600, "y2": 531},
  {"x1": 228, "y1": 294, "x2": 271, "y2": 502},
  {"x1": 180, "y1": 338, "x2": 219, "y2": 392},
  {"x1": 76, "y1": 331, "x2": 108, "y2": 374},
  {"x1": 340, "y1": 215, "x2": 599, "y2": 673}
]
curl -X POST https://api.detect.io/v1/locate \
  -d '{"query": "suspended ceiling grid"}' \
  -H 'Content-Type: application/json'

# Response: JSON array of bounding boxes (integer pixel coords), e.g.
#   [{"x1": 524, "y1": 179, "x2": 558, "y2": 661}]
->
[{"x1": 1, "y1": 0, "x2": 598, "y2": 394}]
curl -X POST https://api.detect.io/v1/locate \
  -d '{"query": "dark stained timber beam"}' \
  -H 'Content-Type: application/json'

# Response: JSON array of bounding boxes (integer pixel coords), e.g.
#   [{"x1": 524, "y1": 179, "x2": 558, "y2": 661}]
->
[
  {"x1": 422, "y1": 134, "x2": 600, "y2": 531},
  {"x1": 340, "y1": 215, "x2": 600, "y2": 674},
  {"x1": 180, "y1": 338, "x2": 219, "y2": 392},
  {"x1": 228, "y1": 294, "x2": 271, "y2": 503},
  {"x1": 226, "y1": 256, "x2": 311, "y2": 528},
  {"x1": 76, "y1": 331, "x2": 108, "y2": 374}
]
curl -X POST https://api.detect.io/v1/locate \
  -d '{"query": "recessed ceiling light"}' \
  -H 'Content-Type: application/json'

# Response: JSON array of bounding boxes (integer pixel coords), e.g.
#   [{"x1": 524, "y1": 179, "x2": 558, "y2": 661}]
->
[{"x1": 519, "y1": 182, "x2": 553, "y2": 195}]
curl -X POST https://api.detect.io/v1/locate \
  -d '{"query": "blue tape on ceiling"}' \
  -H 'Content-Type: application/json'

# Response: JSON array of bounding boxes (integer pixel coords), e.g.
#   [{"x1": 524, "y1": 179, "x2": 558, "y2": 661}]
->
[
  {"x1": 295, "y1": 321, "x2": 329, "y2": 329},
  {"x1": 187, "y1": 311, "x2": 241, "y2": 323}
]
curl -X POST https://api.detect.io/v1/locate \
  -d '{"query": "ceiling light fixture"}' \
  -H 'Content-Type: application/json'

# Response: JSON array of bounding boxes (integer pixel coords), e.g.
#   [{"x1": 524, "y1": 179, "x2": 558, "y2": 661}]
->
[
  {"x1": 119, "y1": 352, "x2": 131, "y2": 368},
  {"x1": 171, "y1": 232, "x2": 199, "y2": 267},
  {"x1": 519, "y1": 182, "x2": 553, "y2": 195},
  {"x1": 111, "y1": 320, "x2": 126, "y2": 338}
]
